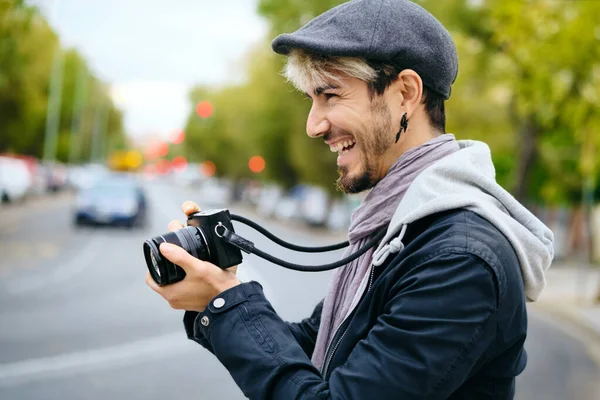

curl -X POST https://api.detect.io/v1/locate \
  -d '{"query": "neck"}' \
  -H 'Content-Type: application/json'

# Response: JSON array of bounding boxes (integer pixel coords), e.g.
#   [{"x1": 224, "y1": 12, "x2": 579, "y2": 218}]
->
[{"x1": 377, "y1": 125, "x2": 439, "y2": 180}]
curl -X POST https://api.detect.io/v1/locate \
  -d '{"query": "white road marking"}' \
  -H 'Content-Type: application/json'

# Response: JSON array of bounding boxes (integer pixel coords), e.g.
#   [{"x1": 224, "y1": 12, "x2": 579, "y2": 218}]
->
[
  {"x1": 6, "y1": 236, "x2": 104, "y2": 295},
  {"x1": 0, "y1": 332, "x2": 191, "y2": 386}
]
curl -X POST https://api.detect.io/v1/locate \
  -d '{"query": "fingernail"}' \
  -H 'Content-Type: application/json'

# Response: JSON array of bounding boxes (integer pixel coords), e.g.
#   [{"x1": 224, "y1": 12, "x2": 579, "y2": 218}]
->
[{"x1": 160, "y1": 243, "x2": 174, "y2": 254}]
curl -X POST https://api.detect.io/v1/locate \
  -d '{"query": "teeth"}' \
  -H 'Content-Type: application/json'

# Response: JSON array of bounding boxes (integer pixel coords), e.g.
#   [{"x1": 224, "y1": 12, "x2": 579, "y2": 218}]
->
[{"x1": 329, "y1": 139, "x2": 356, "y2": 153}]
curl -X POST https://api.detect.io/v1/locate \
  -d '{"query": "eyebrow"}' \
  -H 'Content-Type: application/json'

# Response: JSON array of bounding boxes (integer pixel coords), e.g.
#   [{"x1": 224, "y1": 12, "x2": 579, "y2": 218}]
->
[{"x1": 304, "y1": 84, "x2": 339, "y2": 98}]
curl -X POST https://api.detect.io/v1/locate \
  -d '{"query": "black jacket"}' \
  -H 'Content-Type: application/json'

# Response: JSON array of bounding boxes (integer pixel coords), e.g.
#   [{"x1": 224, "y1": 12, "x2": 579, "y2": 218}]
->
[{"x1": 184, "y1": 209, "x2": 528, "y2": 399}]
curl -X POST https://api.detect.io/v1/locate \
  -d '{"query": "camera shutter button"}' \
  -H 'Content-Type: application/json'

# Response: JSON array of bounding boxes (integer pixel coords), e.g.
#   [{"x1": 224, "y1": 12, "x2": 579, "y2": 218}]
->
[
  {"x1": 200, "y1": 316, "x2": 210, "y2": 326},
  {"x1": 213, "y1": 298, "x2": 226, "y2": 308}
]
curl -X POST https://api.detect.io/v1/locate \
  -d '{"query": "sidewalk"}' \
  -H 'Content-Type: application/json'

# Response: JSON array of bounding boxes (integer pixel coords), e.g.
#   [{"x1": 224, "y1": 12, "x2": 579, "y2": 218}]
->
[{"x1": 529, "y1": 263, "x2": 600, "y2": 351}]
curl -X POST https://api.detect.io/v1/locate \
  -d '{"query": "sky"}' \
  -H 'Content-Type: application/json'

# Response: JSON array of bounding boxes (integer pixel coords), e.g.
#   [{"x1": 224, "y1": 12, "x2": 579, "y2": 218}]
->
[{"x1": 31, "y1": 0, "x2": 269, "y2": 141}]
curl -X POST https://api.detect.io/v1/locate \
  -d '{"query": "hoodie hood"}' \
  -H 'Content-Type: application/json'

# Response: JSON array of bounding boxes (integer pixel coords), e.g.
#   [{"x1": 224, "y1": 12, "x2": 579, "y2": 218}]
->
[{"x1": 372, "y1": 140, "x2": 554, "y2": 302}]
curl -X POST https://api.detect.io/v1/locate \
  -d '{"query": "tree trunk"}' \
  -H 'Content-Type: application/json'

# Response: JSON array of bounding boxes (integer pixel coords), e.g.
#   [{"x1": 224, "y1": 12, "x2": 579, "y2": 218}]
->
[{"x1": 513, "y1": 115, "x2": 540, "y2": 203}]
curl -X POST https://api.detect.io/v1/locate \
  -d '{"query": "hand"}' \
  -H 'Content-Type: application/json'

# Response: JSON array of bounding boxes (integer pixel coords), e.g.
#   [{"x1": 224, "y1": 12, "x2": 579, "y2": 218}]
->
[{"x1": 145, "y1": 201, "x2": 241, "y2": 311}]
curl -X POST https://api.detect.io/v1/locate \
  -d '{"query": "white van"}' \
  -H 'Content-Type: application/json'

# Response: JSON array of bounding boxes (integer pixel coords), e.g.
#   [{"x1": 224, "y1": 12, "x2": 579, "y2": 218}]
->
[{"x1": 0, "y1": 156, "x2": 32, "y2": 203}]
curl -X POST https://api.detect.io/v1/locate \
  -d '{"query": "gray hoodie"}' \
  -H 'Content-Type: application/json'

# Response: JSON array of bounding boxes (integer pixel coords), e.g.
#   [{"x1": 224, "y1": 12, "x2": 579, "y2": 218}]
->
[{"x1": 344, "y1": 140, "x2": 554, "y2": 318}]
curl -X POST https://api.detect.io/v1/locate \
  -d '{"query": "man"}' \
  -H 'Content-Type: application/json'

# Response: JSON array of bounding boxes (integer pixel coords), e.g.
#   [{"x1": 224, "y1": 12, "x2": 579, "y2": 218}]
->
[{"x1": 147, "y1": 0, "x2": 554, "y2": 398}]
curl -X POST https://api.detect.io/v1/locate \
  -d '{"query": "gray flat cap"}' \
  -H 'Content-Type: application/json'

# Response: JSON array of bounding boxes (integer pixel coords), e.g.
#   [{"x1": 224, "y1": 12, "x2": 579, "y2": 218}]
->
[{"x1": 272, "y1": 0, "x2": 458, "y2": 99}]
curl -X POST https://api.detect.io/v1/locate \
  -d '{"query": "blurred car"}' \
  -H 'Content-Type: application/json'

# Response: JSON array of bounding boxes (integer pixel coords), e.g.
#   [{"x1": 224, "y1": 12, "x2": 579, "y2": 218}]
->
[
  {"x1": 42, "y1": 162, "x2": 68, "y2": 192},
  {"x1": 73, "y1": 176, "x2": 147, "y2": 228},
  {"x1": 67, "y1": 164, "x2": 108, "y2": 191},
  {"x1": 299, "y1": 185, "x2": 329, "y2": 226},
  {"x1": 0, "y1": 156, "x2": 32, "y2": 203},
  {"x1": 172, "y1": 163, "x2": 206, "y2": 188},
  {"x1": 1, "y1": 154, "x2": 47, "y2": 196},
  {"x1": 198, "y1": 178, "x2": 232, "y2": 207}
]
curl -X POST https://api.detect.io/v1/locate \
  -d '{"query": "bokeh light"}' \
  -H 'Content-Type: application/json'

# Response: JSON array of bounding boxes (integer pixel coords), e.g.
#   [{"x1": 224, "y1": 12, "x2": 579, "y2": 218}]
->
[
  {"x1": 156, "y1": 158, "x2": 171, "y2": 175},
  {"x1": 171, "y1": 155, "x2": 188, "y2": 172},
  {"x1": 202, "y1": 160, "x2": 216, "y2": 177},
  {"x1": 195, "y1": 101, "x2": 213, "y2": 118},
  {"x1": 170, "y1": 129, "x2": 185, "y2": 144},
  {"x1": 248, "y1": 156, "x2": 265, "y2": 173}
]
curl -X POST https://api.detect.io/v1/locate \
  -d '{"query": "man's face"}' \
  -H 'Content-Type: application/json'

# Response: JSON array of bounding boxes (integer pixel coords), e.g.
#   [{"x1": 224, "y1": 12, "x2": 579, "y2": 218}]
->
[{"x1": 304, "y1": 76, "x2": 395, "y2": 194}]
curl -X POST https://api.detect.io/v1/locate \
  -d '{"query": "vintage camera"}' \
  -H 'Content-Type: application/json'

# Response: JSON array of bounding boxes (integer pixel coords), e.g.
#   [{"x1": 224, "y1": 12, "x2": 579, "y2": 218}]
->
[{"x1": 143, "y1": 209, "x2": 243, "y2": 286}]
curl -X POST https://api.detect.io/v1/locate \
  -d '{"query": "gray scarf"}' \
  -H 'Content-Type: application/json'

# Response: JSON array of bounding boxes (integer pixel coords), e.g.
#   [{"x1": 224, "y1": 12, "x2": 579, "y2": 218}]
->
[{"x1": 311, "y1": 134, "x2": 460, "y2": 371}]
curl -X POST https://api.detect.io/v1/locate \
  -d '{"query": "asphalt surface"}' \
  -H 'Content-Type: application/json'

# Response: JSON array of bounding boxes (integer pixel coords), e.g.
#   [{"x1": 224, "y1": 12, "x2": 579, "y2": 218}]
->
[{"x1": 0, "y1": 181, "x2": 599, "y2": 400}]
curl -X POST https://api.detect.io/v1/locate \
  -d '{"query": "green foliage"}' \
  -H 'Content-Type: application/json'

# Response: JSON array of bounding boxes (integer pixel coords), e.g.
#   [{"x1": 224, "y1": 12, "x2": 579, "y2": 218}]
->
[
  {"x1": 418, "y1": 0, "x2": 600, "y2": 204},
  {"x1": 183, "y1": 0, "x2": 600, "y2": 204},
  {"x1": 184, "y1": 45, "x2": 339, "y2": 191},
  {"x1": 0, "y1": 0, "x2": 125, "y2": 163}
]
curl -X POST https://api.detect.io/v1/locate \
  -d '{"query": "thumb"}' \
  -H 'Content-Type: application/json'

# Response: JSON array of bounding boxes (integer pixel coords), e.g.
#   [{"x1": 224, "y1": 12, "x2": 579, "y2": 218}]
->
[{"x1": 159, "y1": 242, "x2": 197, "y2": 272}]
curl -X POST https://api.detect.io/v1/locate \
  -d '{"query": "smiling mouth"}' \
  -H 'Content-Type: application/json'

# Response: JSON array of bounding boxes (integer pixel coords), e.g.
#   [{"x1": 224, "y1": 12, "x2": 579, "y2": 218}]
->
[
  {"x1": 338, "y1": 143, "x2": 356, "y2": 156},
  {"x1": 329, "y1": 138, "x2": 357, "y2": 154}
]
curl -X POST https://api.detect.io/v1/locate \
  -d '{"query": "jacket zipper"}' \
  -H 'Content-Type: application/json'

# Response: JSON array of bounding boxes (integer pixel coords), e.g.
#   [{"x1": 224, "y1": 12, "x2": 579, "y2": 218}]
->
[
  {"x1": 322, "y1": 327, "x2": 347, "y2": 378},
  {"x1": 322, "y1": 263, "x2": 377, "y2": 378},
  {"x1": 367, "y1": 263, "x2": 376, "y2": 292}
]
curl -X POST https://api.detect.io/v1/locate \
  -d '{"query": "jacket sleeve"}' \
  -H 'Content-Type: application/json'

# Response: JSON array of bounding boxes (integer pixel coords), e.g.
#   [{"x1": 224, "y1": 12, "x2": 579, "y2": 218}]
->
[
  {"x1": 187, "y1": 250, "x2": 499, "y2": 399},
  {"x1": 184, "y1": 301, "x2": 323, "y2": 357},
  {"x1": 285, "y1": 300, "x2": 323, "y2": 358}
]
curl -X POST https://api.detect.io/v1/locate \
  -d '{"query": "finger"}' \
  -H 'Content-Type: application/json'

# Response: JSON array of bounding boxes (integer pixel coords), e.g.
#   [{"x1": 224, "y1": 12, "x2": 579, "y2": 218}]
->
[
  {"x1": 146, "y1": 272, "x2": 161, "y2": 293},
  {"x1": 159, "y1": 242, "x2": 199, "y2": 273},
  {"x1": 168, "y1": 220, "x2": 185, "y2": 232},
  {"x1": 182, "y1": 201, "x2": 201, "y2": 216}
]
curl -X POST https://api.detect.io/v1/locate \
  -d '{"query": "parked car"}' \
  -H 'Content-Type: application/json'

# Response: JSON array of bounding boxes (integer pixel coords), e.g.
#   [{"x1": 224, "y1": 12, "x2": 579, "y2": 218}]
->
[
  {"x1": 42, "y1": 162, "x2": 68, "y2": 192},
  {"x1": 1, "y1": 154, "x2": 47, "y2": 196},
  {"x1": 0, "y1": 156, "x2": 32, "y2": 203},
  {"x1": 73, "y1": 176, "x2": 147, "y2": 228},
  {"x1": 299, "y1": 185, "x2": 329, "y2": 226},
  {"x1": 198, "y1": 178, "x2": 232, "y2": 208}
]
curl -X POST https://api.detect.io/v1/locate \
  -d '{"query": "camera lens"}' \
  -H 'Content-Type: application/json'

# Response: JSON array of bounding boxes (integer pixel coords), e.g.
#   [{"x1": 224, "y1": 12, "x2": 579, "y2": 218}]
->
[
  {"x1": 143, "y1": 227, "x2": 210, "y2": 286},
  {"x1": 150, "y1": 252, "x2": 161, "y2": 277}
]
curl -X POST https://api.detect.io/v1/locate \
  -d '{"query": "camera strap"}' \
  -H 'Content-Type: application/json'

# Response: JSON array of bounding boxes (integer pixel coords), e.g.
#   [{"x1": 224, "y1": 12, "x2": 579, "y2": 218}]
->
[{"x1": 216, "y1": 214, "x2": 389, "y2": 272}]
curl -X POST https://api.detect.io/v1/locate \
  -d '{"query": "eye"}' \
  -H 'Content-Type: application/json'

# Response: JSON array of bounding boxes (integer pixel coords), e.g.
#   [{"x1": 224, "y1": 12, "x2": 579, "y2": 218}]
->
[{"x1": 324, "y1": 93, "x2": 337, "y2": 100}]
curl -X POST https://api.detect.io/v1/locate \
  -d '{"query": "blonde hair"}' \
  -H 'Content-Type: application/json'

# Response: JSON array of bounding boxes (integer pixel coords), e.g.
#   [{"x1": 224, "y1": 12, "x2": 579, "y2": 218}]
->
[{"x1": 283, "y1": 49, "x2": 378, "y2": 93}]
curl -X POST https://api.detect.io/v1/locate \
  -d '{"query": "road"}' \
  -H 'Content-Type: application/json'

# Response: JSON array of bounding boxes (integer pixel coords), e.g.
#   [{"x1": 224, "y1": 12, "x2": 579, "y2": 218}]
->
[{"x1": 0, "y1": 181, "x2": 599, "y2": 400}]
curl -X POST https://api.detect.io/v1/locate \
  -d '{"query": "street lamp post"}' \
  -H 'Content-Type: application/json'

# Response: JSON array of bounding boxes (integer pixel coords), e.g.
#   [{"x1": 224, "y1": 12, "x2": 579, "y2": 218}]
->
[
  {"x1": 68, "y1": 62, "x2": 88, "y2": 165},
  {"x1": 43, "y1": 47, "x2": 65, "y2": 163}
]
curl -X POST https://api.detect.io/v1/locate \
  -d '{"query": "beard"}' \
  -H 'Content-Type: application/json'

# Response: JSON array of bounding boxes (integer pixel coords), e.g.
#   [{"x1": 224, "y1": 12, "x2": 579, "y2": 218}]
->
[{"x1": 336, "y1": 98, "x2": 393, "y2": 194}]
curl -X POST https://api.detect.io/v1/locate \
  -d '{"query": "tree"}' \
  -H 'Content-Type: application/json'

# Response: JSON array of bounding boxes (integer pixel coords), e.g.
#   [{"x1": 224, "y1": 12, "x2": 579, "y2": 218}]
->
[
  {"x1": 0, "y1": 0, "x2": 57, "y2": 156},
  {"x1": 182, "y1": 0, "x2": 600, "y2": 205},
  {"x1": 0, "y1": 0, "x2": 126, "y2": 162},
  {"x1": 417, "y1": 0, "x2": 600, "y2": 205}
]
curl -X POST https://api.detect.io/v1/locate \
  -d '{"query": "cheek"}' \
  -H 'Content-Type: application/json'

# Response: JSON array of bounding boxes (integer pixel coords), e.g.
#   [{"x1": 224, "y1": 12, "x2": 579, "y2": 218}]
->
[{"x1": 328, "y1": 104, "x2": 364, "y2": 131}]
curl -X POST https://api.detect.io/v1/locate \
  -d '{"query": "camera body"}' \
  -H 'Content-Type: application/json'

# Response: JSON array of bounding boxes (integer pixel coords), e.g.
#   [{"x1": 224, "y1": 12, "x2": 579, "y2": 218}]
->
[
  {"x1": 187, "y1": 209, "x2": 243, "y2": 270},
  {"x1": 143, "y1": 208, "x2": 243, "y2": 286}
]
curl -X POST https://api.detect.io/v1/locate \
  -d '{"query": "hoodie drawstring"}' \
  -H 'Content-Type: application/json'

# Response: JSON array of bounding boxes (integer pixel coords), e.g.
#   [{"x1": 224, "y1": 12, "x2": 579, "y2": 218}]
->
[{"x1": 372, "y1": 224, "x2": 407, "y2": 267}]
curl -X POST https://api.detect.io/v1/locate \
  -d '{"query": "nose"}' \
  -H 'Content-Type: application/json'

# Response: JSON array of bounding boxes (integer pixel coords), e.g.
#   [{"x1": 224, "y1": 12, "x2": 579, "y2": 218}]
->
[{"x1": 306, "y1": 103, "x2": 330, "y2": 139}]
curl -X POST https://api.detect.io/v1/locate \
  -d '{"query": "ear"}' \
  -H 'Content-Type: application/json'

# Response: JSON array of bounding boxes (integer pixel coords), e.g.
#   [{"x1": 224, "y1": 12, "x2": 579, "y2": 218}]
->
[{"x1": 392, "y1": 69, "x2": 424, "y2": 118}]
